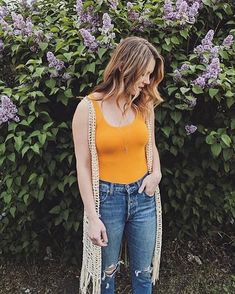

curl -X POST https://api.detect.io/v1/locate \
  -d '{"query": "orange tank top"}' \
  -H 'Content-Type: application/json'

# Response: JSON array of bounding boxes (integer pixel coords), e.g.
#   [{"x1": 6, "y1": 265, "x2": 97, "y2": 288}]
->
[{"x1": 88, "y1": 94, "x2": 149, "y2": 184}]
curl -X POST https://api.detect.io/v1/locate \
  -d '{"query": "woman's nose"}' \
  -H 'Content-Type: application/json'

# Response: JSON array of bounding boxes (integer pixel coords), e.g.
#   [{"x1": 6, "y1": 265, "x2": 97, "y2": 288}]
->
[{"x1": 144, "y1": 76, "x2": 150, "y2": 84}]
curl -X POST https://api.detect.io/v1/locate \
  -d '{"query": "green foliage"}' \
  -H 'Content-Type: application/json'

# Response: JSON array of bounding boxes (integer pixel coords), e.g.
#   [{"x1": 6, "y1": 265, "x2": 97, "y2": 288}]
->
[{"x1": 0, "y1": 0, "x2": 234, "y2": 261}]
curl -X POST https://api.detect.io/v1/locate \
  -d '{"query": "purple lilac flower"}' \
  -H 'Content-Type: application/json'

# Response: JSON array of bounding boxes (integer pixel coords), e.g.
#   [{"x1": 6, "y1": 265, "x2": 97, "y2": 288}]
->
[
  {"x1": 108, "y1": 0, "x2": 119, "y2": 10},
  {"x1": 173, "y1": 63, "x2": 190, "y2": 82},
  {"x1": 163, "y1": 0, "x2": 201, "y2": 25},
  {"x1": 194, "y1": 29, "x2": 214, "y2": 55},
  {"x1": 173, "y1": 69, "x2": 182, "y2": 82},
  {"x1": 204, "y1": 57, "x2": 222, "y2": 79},
  {"x1": 101, "y1": 13, "x2": 113, "y2": 34},
  {"x1": 192, "y1": 57, "x2": 221, "y2": 88},
  {"x1": 192, "y1": 76, "x2": 206, "y2": 88},
  {"x1": 222, "y1": 35, "x2": 234, "y2": 49},
  {"x1": 0, "y1": 96, "x2": 19, "y2": 125},
  {"x1": 47, "y1": 52, "x2": 65, "y2": 71},
  {"x1": 185, "y1": 124, "x2": 197, "y2": 135},
  {"x1": 76, "y1": 1, "x2": 99, "y2": 33},
  {"x1": 0, "y1": 6, "x2": 8, "y2": 18},
  {"x1": 79, "y1": 28, "x2": 99, "y2": 51},
  {"x1": 0, "y1": 18, "x2": 11, "y2": 31},
  {"x1": 127, "y1": 2, "x2": 140, "y2": 21}
]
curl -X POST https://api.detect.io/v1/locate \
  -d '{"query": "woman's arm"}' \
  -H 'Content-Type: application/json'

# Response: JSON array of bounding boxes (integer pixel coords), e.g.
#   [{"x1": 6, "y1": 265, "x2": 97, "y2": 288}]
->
[
  {"x1": 72, "y1": 99, "x2": 98, "y2": 221},
  {"x1": 150, "y1": 105, "x2": 162, "y2": 178},
  {"x1": 72, "y1": 99, "x2": 108, "y2": 247}
]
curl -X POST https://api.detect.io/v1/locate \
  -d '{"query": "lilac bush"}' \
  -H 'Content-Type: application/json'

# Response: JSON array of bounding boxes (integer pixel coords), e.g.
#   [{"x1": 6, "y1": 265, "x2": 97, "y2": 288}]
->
[{"x1": 0, "y1": 95, "x2": 19, "y2": 125}]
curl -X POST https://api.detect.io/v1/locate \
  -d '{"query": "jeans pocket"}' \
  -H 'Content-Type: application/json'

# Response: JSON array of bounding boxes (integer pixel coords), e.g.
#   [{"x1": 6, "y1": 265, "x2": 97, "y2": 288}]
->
[
  {"x1": 143, "y1": 190, "x2": 155, "y2": 198},
  {"x1": 99, "y1": 189, "x2": 110, "y2": 204}
]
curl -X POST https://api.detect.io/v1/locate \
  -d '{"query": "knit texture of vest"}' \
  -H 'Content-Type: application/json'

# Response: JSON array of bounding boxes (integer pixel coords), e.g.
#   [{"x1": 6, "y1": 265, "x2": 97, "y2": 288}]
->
[
  {"x1": 79, "y1": 96, "x2": 162, "y2": 294},
  {"x1": 89, "y1": 94, "x2": 149, "y2": 183}
]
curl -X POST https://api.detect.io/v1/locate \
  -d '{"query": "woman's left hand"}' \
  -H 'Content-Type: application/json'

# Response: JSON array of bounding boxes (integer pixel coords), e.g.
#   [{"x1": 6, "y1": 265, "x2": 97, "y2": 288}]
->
[{"x1": 138, "y1": 171, "x2": 162, "y2": 196}]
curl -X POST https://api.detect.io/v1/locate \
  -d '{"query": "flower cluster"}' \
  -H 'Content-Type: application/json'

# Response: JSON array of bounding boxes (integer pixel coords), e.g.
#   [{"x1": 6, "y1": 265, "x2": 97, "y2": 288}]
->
[
  {"x1": 222, "y1": 34, "x2": 234, "y2": 49},
  {"x1": 163, "y1": 0, "x2": 202, "y2": 25},
  {"x1": 0, "y1": 96, "x2": 19, "y2": 125},
  {"x1": 185, "y1": 124, "x2": 197, "y2": 135},
  {"x1": 76, "y1": 0, "x2": 99, "y2": 33},
  {"x1": 108, "y1": 0, "x2": 119, "y2": 10},
  {"x1": 0, "y1": 6, "x2": 8, "y2": 18},
  {"x1": 79, "y1": 28, "x2": 99, "y2": 52},
  {"x1": 98, "y1": 13, "x2": 115, "y2": 49},
  {"x1": 127, "y1": 2, "x2": 152, "y2": 32},
  {"x1": 11, "y1": 12, "x2": 33, "y2": 37},
  {"x1": 192, "y1": 57, "x2": 221, "y2": 88},
  {"x1": 46, "y1": 52, "x2": 65, "y2": 78},
  {"x1": 191, "y1": 30, "x2": 233, "y2": 88},
  {"x1": 173, "y1": 63, "x2": 190, "y2": 82}
]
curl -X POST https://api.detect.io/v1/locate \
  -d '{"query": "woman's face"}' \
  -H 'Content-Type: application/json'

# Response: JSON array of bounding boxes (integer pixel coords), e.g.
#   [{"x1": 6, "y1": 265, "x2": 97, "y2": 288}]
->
[{"x1": 131, "y1": 57, "x2": 156, "y2": 96}]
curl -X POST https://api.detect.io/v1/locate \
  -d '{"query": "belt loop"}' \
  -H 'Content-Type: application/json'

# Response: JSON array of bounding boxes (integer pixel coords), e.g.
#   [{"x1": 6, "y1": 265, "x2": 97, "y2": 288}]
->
[{"x1": 110, "y1": 183, "x2": 114, "y2": 196}]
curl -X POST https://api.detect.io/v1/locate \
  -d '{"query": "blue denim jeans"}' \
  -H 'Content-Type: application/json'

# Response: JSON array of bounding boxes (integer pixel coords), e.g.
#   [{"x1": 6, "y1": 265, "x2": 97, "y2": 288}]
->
[{"x1": 99, "y1": 172, "x2": 156, "y2": 294}]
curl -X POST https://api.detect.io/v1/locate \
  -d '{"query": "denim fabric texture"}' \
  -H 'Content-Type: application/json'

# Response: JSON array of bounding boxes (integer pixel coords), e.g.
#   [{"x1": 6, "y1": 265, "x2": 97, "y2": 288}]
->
[{"x1": 99, "y1": 172, "x2": 156, "y2": 294}]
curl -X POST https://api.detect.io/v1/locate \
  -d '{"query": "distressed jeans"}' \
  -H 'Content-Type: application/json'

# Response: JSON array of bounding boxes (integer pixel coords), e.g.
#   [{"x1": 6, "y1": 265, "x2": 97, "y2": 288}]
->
[{"x1": 99, "y1": 172, "x2": 156, "y2": 294}]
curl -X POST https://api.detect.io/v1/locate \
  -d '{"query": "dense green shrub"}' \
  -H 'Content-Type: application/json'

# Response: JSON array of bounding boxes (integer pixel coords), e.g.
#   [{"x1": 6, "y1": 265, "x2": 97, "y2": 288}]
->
[{"x1": 0, "y1": 0, "x2": 234, "y2": 261}]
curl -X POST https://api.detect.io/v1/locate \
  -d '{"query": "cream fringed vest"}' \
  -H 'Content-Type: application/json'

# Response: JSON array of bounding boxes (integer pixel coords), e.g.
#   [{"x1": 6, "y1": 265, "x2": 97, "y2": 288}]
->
[{"x1": 79, "y1": 96, "x2": 162, "y2": 294}]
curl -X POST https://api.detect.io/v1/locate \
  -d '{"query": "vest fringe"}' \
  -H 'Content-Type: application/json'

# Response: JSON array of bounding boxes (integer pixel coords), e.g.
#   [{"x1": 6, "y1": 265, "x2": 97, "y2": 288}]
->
[{"x1": 79, "y1": 96, "x2": 162, "y2": 294}]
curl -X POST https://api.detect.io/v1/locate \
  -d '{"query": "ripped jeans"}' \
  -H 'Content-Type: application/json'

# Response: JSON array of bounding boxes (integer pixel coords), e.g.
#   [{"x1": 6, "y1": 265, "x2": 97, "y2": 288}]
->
[{"x1": 99, "y1": 172, "x2": 156, "y2": 294}]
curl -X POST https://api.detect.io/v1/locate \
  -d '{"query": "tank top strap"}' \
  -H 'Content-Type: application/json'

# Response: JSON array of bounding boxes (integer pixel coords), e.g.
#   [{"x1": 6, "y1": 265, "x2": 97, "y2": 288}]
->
[{"x1": 87, "y1": 94, "x2": 103, "y2": 122}]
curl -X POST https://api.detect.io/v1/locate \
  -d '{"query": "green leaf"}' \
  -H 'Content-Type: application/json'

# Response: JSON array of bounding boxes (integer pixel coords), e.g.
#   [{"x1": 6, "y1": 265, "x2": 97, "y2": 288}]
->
[
  {"x1": 170, "y1": 112, "x2": 182, "y2": 124},
  {"x1": 223, "y1": 149, "x2": 233, "y2": 161},
  {"x1": 162, "y1": 127, "x2": 171, "y2": 138},
  {"x1": 45, "y1": 79, "x2": 56, "y2": 89},
  {"x1": 97, "y1": 47, "x2": 107, "y2": 59},
  {"x1": 221, "y1": 134, "x2": 231, "y2": 147},
  {"x1": 8, "y1": 153, "x2": 15, "y2": 162},
  {"x1": 179, "y1": 30, "x2": 188, "y2": 39},
  {"x1": 211, "y1": 144, "x2": 222, "y2": 157},
  {"x1": 206, "y1": 135, "x2": 216, "y2": 145},
  {"x1": 209, "y1": 88, "x2": 219, "y2": 98},
  {"x1": 38, "y1": 42, "x2": 48, "y2": 51},
  {"x1": 10, "y1": 207, "x2": 16, "y2": 218},
  {"x1": 167, "y1": 87, "x2": 178, "y2": 95},
  {"x1": 49, "y1": 205, "x2": 61, "y2": 214},
  {"x1": 171, "y1": 36, "x2": 180, "y2": 45},
  {"x1": 226, "y1": 97, "x2": 234, "y2": 108},
  {"x1": 180, "y1": 87, "x2": 190, "y2": 94},
  {"x1": 23, "y1": 194, "x2": 29, "y2": 205},
  {"x1": 64, "y1": 88, "x2": 73, "y2": 97},
  {"x1": 192, "y1": 85, "x2": 204, "y2": 94},
  {"x1": 63, "y1": 52, "x2": 73, "y2": 61},
  {"x1": 31, "y1": 144, "x2": 40, "y2": 154},
  {"x1": 4, "y1": 193, "x2": 11, "y2": 204}
]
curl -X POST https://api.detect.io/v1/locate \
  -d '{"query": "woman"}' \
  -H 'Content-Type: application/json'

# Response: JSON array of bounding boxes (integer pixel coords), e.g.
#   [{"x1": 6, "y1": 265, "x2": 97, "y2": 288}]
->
[{"x1": 72, "y1": 36, "x2": 164, "y2": 294}]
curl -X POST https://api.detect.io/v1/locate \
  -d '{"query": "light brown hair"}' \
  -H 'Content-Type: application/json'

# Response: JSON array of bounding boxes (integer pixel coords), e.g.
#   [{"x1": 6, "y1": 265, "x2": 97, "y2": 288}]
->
[{"x1": 90, "y1": 36, "x2": 165, "y2": 120}]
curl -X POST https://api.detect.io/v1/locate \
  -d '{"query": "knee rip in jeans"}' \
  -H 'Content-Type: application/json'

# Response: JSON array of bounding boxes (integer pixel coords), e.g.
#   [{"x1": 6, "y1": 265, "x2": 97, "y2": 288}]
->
[
  {"x1": 102, "y1": 261, "x2": 124, "y2": 289},
  {"x1": 135, "y1": 265, "x2": 152, "y2": 277}
]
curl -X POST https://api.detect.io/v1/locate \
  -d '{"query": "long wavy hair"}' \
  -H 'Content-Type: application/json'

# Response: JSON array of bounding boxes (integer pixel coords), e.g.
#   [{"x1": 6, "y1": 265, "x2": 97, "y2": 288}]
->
[{"x1": 89, "y1": 36, "x2": 165, "y2": 121}]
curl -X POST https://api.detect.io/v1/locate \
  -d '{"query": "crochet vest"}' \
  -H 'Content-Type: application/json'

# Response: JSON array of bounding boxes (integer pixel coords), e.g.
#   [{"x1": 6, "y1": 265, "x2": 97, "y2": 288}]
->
[{"x1": 79, "y1": 96, "x2": 162, "y2": 294}]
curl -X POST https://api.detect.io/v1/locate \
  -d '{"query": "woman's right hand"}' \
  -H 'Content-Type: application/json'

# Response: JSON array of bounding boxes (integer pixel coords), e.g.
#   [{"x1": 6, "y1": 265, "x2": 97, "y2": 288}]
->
[{"x1": 88, "y1": 217, "x2": 108, "y2": 247}]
